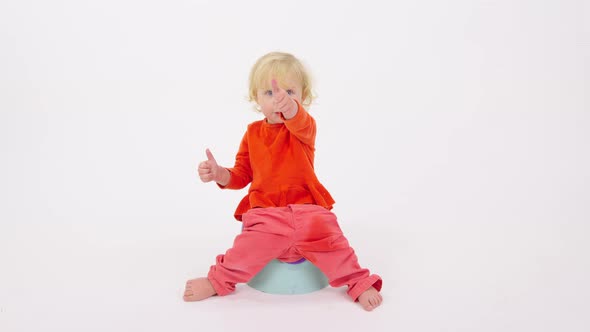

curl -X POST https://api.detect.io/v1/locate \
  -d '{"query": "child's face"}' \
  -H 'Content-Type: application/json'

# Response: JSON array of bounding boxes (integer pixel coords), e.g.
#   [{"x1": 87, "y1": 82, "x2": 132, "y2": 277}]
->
[{"x1": 256, "y1": 74, "x2": 303, "y2": 124}]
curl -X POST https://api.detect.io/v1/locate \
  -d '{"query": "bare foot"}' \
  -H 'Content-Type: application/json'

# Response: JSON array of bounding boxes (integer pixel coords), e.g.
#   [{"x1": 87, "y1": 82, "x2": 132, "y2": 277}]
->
[
  {"x1": 357, "y1": 287, "x2": 383, "y2": 311},
  {"x1": 183, "y1": 277, "x2": 217, "y2": 301}
]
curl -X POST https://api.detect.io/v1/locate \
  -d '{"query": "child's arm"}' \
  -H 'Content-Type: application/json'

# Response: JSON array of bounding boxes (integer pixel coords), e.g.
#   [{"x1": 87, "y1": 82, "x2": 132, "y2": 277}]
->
[
  {"x1": 198, "y1": 134, "x2": 252, "y2": 189},
  {"x1": 271, "y1": 80, "x2": 316, "y2": 147},
  {"x1": 198, "y1": 148, "x2": 231, "y2": 186},
  {"x1": 281, "y1": 100, "x2": 316, "y2": 147}
]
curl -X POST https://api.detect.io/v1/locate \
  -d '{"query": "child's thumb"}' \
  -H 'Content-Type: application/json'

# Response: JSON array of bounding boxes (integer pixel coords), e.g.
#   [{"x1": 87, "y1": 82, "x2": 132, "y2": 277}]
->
[
  {"x1": 205, "y1": 148, "x2": 216, "y2": 163},
  {"x1": 272, "y1": 79, "x2": 280, "y2": 95}
]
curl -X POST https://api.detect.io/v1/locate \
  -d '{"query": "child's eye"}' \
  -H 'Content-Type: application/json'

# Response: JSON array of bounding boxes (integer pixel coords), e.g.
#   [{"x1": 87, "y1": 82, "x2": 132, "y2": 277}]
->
[
  {"x1": 286, "y1": 90, "x2": 294, "y2": 95},
  {"x1": 264, "y1": 90, "x2": 273, "y2": 96}
]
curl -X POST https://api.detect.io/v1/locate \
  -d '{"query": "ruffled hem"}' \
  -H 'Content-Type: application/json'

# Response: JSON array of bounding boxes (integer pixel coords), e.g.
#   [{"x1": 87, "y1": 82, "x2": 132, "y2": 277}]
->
[{"x1": 307, "y1": 182, "x2": 335, "y2": 210}]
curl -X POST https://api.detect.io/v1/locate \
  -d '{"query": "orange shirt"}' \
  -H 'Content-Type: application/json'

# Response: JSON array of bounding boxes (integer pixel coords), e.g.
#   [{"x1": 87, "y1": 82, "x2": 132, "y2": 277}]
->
[{"x1": 221, "y1": 101, "x2": 335, "y2": 221}]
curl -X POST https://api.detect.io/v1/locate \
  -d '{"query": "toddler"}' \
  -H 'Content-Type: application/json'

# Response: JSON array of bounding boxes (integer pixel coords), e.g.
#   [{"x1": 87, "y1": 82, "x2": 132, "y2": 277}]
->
[{"x1": 183, "y1": 52, "x2": 383, "y2": 311}]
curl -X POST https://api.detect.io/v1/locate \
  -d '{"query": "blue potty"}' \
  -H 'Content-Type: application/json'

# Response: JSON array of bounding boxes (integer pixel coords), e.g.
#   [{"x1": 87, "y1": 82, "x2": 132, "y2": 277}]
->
[{"x1": 247, "y1": 258, "x2": 329, "y2": 294}]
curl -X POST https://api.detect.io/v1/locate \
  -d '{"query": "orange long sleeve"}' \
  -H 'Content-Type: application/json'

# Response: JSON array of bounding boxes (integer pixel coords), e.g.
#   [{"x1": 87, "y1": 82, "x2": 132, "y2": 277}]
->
[{"x1": 221, "y1": 101, "x2": 335, "y2": 221}]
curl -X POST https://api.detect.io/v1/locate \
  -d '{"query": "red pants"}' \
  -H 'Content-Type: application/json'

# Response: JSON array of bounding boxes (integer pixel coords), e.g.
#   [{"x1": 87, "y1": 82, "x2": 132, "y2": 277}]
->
[{"x1": 207, "y1": 204, "x2": 382, "y2": 301}]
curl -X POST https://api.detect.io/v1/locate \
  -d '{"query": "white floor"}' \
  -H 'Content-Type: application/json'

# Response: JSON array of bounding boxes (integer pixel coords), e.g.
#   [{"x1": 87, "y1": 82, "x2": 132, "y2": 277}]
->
[{"x1": 1, "y1": 186, "x2": 589, "y2": 332}]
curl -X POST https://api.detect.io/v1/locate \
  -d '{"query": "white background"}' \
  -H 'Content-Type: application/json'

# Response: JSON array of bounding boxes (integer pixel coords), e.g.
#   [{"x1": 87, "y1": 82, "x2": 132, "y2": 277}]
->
[{"x1": 1, "y1": 0, "x2": 589, "y2": 331}]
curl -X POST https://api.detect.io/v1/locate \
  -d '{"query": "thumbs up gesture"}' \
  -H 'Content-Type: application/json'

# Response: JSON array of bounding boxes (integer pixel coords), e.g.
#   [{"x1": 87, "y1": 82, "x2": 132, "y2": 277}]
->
[
  {"x1": 198, "y1": 148, "x2": 229, "y2": 186},
  {"x1": 272, "y1": 79, "x2": 298, "y2": 120}
]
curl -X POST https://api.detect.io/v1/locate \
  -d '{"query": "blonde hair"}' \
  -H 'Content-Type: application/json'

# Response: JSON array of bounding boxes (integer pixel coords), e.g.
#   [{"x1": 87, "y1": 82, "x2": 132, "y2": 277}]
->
[{"x1": 248, "y1": 52, "x2": 314, "y2": 108}]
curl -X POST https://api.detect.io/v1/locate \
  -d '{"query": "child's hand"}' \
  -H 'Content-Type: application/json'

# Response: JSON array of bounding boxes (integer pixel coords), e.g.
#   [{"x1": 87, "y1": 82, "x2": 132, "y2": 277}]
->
[
  {"x1": 272, "y1": 79, "x2": 298, "y2": 120},
  {"x1": 198, "y1": 148, "x2": 228, "y2": 185}
]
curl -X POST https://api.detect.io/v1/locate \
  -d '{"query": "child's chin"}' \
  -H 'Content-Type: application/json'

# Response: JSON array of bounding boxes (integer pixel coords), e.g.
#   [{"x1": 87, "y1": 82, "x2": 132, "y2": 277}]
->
[
  {"x1": 266, "y1": 116, "x2": 283, "y2": 124},
  {"x1": 271, "y1": 115, "x2": 284, "y2": 123}
]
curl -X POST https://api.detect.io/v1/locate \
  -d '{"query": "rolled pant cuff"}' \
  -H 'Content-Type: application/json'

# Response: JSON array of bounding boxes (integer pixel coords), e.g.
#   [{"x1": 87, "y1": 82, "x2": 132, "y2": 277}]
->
[
  {"x1": 347, "y1": 274, "x2": 383, "y2": 302},
  {"x1": 207, "y1": 271, "x2": 234, "y2": 297}
]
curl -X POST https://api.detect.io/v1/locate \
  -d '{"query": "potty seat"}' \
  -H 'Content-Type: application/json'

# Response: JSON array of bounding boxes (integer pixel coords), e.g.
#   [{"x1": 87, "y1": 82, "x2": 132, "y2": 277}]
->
[{"x1": 247, "y1": 258, "x2": 329, "y2": 294}]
